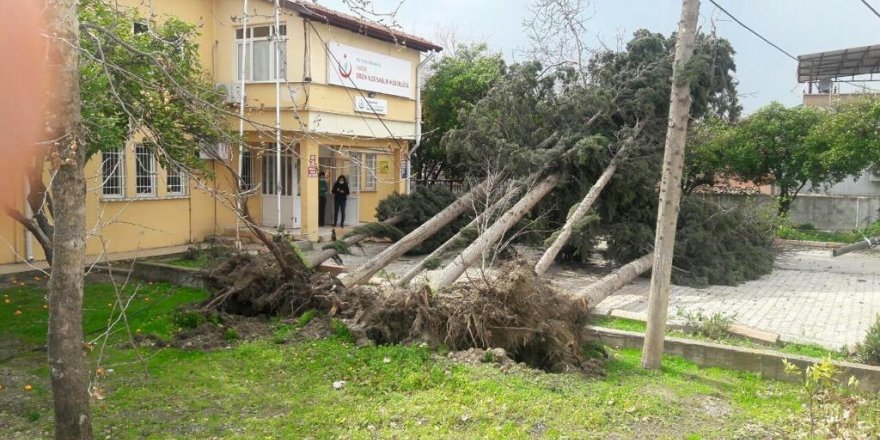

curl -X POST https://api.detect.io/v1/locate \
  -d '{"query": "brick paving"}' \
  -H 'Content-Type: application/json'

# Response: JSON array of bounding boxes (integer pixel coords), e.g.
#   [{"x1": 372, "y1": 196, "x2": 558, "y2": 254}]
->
[{"x1": 341, "y1": 242, "x2": 880, "y2": 349}]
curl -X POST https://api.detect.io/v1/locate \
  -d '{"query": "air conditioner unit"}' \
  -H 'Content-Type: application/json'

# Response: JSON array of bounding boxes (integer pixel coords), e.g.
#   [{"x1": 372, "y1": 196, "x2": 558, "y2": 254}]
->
[
  {"x1": 199, "y1": 142, "x2": 231, "y2": 161},
  {"x1": 214, "y1": 83, "x2": 243, "y2": 104}
]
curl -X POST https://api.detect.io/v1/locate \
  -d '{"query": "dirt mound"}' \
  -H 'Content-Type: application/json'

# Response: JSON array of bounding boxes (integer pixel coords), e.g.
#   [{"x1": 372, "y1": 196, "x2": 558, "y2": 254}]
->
[{"x1": 198, "y1": 252, "x2": 600, "y2": 374}]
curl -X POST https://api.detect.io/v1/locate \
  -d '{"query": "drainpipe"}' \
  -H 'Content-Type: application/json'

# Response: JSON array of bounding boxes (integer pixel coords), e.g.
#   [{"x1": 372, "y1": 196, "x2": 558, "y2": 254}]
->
[
  {"x1": 236, "y1": 0, "x2": 249, "y2": 248},
  {"x1": 407, "y1": 52, "x2": 436, "y2": 194},
  {"x1": 23, "y1": 179, "x2": 34, "y2": 262}
]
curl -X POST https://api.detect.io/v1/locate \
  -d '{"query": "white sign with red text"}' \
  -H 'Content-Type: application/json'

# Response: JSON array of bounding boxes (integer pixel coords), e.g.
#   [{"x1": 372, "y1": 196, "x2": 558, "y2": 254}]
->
[{"x1": 327, "y1": 42, "x2": 413, "y2": 99}]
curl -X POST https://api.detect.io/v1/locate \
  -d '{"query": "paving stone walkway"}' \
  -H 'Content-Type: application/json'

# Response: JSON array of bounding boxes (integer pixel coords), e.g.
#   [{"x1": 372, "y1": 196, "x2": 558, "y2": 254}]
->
[{"x1": 341, "y1": 242, "x2": 880, "y2": 349}]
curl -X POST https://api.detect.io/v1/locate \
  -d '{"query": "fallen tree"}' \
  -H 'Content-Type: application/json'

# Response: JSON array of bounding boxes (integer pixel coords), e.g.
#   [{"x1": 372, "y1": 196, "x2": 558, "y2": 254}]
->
[
  {"x1": 578, "y1": 253, "x2": 654, "y2": 307},
  {"x1": 534, "y1": 143, "x2": 630, "y2": 276},
  {"x1": 431, "y1": 174, "x2": 561, "y2": 288},
  {"x1": 340, "y1": 179, "x2": 493, "y2": 287},
  {"x1": 307, "y1": 216, "x2": 403, "y2": 268},
  {"x1": 396, "y1": 189, "x2": 520, "y2": 286}
]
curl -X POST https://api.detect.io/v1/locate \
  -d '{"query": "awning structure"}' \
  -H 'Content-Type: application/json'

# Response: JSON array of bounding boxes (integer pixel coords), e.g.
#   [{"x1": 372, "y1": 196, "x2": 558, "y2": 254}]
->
[{"x1": 798, "y1": 44, "x2": 880, "y2": 83}]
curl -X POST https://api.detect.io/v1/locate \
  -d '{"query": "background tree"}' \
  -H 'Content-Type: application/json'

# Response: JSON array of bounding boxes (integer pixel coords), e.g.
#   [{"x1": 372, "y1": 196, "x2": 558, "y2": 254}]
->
[
  {"x1": 709, "y1": 102, "x2": 854, "y2": 216},
  {"x1": 417, "y1": 43, "x2": 505, "y2": 181}
]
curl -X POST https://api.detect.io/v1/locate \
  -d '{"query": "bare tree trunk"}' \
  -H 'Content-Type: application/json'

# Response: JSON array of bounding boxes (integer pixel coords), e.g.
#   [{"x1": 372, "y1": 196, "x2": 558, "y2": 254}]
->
[
  {"x1": 397, "y1": 188, "x2": 519, "y2": 286},
  {"x1": 534, "y1": 149, "x2": 626, "y2": 276},
  {"x1": 308, "y1": 216, "x2": 402, "y2": 268},
  {"x1": 431, "y1": 174, "x2": 560, "y2": 289},
  {"x1": 578, "y1": 253, "x2": 653, "y2": 307},
  {"x1": 47, "y1": 0, "x2": 94, "y2": 438},
  {"x1": 340, "y1": 178, "x2": 493, "y2": 287},
  {"x1": 641, "y1": 0, "x2": 700, "y2": 370}
]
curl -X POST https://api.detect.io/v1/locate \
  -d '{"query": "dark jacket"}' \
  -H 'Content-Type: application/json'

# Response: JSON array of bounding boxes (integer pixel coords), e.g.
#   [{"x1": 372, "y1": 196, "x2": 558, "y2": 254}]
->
[{"x1": 332, "y1": 181, "x2": 350, "y2": 200}]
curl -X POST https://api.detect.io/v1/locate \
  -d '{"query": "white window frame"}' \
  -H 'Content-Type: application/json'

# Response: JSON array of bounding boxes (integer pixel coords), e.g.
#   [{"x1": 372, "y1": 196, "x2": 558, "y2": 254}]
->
[
  {"x1": 166, "y1": 166, "x2": 187, "y2": 196},
  {"x1": 135, "y1": 144, "x2": 157, "y2": 197},
  {"x1": 101, "y1": 149, "x2": 125, "y2": 198},
  {"x1": 364, "y1": 153, "x2": 377, "y2": 192},
  {"x1": 235, "y1": 24, "x2": 287, "y2": 83}
]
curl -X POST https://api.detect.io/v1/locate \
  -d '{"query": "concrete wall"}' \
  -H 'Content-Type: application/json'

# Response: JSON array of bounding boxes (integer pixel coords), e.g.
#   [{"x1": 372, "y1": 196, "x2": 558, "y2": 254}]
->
[
  {"x1": 585, "y1": 326, "x2": 880, "y2": 393},
  {"x1": 709, "y1": 193, "x2": 880, "y2": 231}
]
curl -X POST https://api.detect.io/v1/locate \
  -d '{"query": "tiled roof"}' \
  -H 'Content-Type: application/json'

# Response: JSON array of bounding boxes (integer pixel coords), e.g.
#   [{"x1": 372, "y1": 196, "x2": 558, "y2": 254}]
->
[{"x1": 272, "y1": 0, "x2": 442, "y2": 52}]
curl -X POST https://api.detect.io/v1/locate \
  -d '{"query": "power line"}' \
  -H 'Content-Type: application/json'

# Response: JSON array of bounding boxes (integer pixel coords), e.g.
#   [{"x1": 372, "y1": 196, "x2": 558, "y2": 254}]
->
[
  {"x1": 706, "y1": 0, "x2": 797, "y2": 61},
  {"x1": 708, "y1": 0, "x2": 880, "y2": 93},
  {"x1": 860, "y1": 0, "x2": 880, "y2": 21}
]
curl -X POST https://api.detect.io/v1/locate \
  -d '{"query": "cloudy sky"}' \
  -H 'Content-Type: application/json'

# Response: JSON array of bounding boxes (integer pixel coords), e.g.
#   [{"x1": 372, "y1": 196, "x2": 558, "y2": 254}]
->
[{"x1": 317, "y1": 0, "x2": 880, "y2": 114}]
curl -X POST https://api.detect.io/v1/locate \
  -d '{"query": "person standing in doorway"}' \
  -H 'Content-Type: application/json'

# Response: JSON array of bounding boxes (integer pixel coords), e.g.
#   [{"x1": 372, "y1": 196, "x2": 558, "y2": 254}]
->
[
  {"x1": 318, "y1": 171, "x2": 329, "y2": 227},
  {"x1": 332, "y1": 175, "x2": 350, "y2": 228}
]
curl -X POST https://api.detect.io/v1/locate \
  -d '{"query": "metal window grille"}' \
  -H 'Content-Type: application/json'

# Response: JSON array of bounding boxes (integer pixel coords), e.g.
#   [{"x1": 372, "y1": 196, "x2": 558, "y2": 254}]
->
[
  {"x1": 236, "y1": 25, "x2": 287, "y2": 81},
  {"x1": 364, "y1": 153, "x2": 377, "y2": 191},
  {"x1": 101, "y1": 149, "x2": 125, "y2": 197},
  {"x1": 166, "y1": 167, "x2": 187, "y2": 195},
  {"x1": 348, "y1": 153, "x2": 361, "y2": 193},
  {"x1": 240, "y1": 149, "x2": 254, "y2": 191},
  {"x1": 261, "y1": 146, "x2": 294, "y2": 196},
  {"x1": 135, "y1": 144, "x2": 156, "y2": 196}
]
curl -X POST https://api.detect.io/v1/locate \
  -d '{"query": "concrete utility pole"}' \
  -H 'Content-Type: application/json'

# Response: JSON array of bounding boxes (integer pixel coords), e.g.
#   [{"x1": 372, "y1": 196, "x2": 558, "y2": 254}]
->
[{"x1": 641, "y1": 0, "x2": 701, "y2": 370}]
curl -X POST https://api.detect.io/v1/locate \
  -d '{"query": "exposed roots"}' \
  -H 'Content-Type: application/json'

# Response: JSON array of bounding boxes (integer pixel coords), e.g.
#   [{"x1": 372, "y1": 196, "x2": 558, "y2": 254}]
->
[{"x1": 198, "y1": 253, "x2": 600, "y2": 374}]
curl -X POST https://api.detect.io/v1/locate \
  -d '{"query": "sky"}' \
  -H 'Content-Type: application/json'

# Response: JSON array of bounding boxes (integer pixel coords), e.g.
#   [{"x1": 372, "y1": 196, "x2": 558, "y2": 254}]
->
[{"x1": 317, "y1": 0, "x2": 880, "y2": 114}]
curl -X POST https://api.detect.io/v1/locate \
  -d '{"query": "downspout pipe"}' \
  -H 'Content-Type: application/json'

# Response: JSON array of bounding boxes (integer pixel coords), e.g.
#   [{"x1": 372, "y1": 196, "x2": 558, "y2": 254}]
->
[
  {"x1": 407, "y1": 52, "x2": 436, "y2": 194},
  {"x1": 236, "y1": 0, "x2": 250, "y2": 248},
  {"x1": 274, "y1": 0, "x2": 282, "y2": 228}
]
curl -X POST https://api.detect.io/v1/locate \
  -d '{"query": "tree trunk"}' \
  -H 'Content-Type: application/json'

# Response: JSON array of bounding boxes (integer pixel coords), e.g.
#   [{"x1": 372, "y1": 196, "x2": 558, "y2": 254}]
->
[
  {"x1": 641, "y1": 0, "x2": 700, "y2": 370},
  {"x1": 534, "y1": 149, "x2": 625, "y2": 276},
  {"x1": 832, "y1": 236, "x2": 880, "y2": 257},
  {"x1": 397, "y1": 188, "x2": 519, "y2": 286},
  {"x1": 340, "y1": 178, "x2": 493, "y2": 287},
  {"x1": 308, "y1": 216, "x2": 402, "y2": 268},
  {"x1": 431, "y1": 174, "x2": 561, "y2": 289},
  {"x1": 578, "y1": 253, "x2": 653, "y2": 307},
  {"x1": 47, "y1": 0, "x2": 94, "y2": 438}
]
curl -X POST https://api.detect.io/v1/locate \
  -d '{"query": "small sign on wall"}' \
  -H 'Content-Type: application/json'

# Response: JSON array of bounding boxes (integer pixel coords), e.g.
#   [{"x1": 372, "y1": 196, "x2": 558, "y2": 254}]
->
[
  {"x1": 378, "y1": 160, "x2": 390, "y2": 175},
  {"x1": 354, "y1": 96, "x2": 388, "y2": 115},
  {"x1": 308, "y1": 154, "x2": 318, "y2": 178}
]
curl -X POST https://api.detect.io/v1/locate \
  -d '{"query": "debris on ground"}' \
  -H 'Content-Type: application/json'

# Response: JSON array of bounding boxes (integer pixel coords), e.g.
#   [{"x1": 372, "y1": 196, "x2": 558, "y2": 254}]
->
[{"x1": 195, "y1": 250, "x2": 602, "y2": 374}]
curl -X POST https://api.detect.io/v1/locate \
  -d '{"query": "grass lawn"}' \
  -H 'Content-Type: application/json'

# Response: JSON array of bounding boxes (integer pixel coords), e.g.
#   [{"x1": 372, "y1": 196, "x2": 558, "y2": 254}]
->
[
  {"x1": 776, "y1": 220, "x2": 880, "y2": 244},
  {"x1": 0, "y1": 280, "x2": 872, "y2": 439}
]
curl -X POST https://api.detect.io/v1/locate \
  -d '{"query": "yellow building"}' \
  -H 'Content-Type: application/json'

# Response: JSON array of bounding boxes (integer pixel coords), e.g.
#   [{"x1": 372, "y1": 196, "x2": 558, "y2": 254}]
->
[{"x1": 0, "y1": 0, "x2": 440, "y2": 265}]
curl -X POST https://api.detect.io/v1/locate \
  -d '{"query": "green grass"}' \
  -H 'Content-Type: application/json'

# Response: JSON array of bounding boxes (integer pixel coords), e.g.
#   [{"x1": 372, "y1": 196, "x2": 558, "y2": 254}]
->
[
  {"x1": 0, "y1": 283, "x2": 872, "y2": 438},
  {"x1": 776, "y1": 220, "x2": 880, "y2": 244},
  {"x1": 0, "y1": 280, "x2": 208, "y2": 346},
  {"x1": 591, "y1": 316, "x2": 848, "y2": 360}
]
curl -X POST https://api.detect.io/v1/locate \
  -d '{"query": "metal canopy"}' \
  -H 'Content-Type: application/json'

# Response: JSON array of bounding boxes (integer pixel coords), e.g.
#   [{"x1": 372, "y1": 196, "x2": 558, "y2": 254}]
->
[{"x1": 798, "y1": 44, "x2": 880, "y2": 83}]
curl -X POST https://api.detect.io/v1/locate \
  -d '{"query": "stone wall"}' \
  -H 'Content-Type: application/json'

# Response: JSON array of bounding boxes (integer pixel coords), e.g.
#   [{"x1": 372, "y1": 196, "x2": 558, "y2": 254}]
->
[{"x1": 706, "y1": 193, "x2": 880, "y2": 232}]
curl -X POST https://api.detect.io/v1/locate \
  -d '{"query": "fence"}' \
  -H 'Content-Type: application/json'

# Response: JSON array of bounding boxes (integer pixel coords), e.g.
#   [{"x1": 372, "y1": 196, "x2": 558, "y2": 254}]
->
[{"x1": 415, "y1": 179, "x2": 467, "y2": 195}]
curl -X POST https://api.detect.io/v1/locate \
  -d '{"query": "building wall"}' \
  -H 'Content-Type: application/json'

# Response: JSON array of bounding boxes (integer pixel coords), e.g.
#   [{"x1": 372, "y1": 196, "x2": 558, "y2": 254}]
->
[{"x1": 0, "y1": 0, "x2": 422, "y2": 265}]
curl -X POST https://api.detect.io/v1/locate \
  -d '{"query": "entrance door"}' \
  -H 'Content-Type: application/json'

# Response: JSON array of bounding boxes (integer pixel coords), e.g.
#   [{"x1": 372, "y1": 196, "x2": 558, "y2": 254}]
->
[
  {"x1": 261, "y1": 147, "x2": 300, "y2": 228},
  {"x1": 323, "y1": 147, "x2": 360, "y2": 227}
]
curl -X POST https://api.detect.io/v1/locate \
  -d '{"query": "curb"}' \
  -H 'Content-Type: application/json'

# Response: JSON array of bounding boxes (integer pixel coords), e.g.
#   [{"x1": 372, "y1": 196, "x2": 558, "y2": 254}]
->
[{"x1": 584, "y1": 325, "x2": 880, "y2": 393}]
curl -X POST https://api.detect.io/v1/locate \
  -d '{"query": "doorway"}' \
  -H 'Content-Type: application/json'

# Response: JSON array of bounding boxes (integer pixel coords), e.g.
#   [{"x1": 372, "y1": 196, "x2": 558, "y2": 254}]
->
[
  {"x1": 261, "y1": 144, "x2": 300, "y2": 228},
  {"x1": 320, "y1": 146, "x2": 360, "y2": 227}
]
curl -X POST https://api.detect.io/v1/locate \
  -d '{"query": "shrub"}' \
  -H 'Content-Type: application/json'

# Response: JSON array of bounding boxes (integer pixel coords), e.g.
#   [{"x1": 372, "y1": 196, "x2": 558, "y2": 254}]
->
[
  {"x1": 856, "y1": 314, "x2": 880, "y2": 365},
  {"x1": 173, "y1": 310, "x2": 207, "y2": 329},
  {"x1": 677, "y1": 309, "x2": 734, "y2": 340},
  {"x1": 222, "y1": 328, "x2": 239, "y2": 341},
  {"x1": 331, "y1": 319, "x2": 355, "y2": 343}
]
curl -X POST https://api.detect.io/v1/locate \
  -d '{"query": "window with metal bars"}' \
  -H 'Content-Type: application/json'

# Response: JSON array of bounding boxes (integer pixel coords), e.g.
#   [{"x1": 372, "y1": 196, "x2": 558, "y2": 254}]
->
[
  {"x1": 240, "y1": 149, "x2": 254, "y2": 191},
  {"x1": 364, "y1": 153, "x2": 377, "y2": 192},
  {"x1": 261, "y1": 147, "x2": 295, "y2": 196},
  {"x1": 166, "y1": 167, "x2": 187, "y2": 196},
  {"x1": 101, "y1": 149, "x2": 125, "y2": 198},
  {"x1": 135, "y1": 144, "x2": 156, "y2": 196}
]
